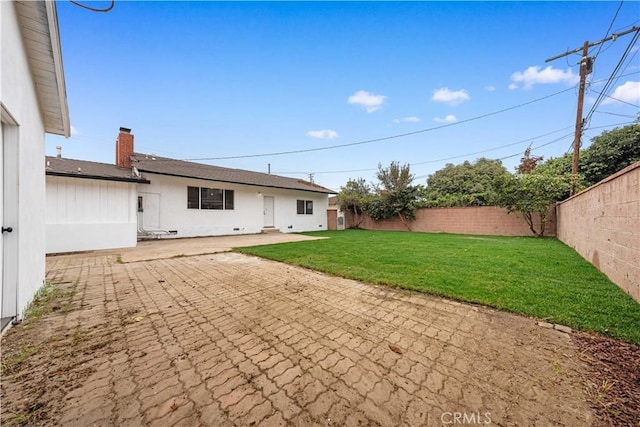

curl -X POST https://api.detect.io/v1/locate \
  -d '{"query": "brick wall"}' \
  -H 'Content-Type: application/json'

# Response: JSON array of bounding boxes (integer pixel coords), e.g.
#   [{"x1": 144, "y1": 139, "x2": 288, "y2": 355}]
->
[
  {"x1": 557, "y1": 161, "x2": 640, "y2": 302},
  {"x1": 346, "y1": 205, "x2": 557, "y2": 236}
]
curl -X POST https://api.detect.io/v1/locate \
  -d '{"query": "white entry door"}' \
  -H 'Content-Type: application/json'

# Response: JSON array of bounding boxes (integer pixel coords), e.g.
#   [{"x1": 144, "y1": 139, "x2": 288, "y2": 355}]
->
[
  {"x1": 1, "y1": 118, "x2": 18, "y2": 325},
  {"x1": 139, "y1": 192, "x2": 160, "y2": 230},
  {"x1": 263, "y1": 196, "x2": 274, "y2": 227},
  {"x1": 0, "y1": 122, "x2": 4, "y2": 323}
]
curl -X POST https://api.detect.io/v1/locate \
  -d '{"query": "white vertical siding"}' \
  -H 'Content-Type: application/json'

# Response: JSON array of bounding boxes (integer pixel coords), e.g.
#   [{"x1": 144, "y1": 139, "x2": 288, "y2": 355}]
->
[{"x1": 45, "y1": 176, "x2": 139, "y2": 253}]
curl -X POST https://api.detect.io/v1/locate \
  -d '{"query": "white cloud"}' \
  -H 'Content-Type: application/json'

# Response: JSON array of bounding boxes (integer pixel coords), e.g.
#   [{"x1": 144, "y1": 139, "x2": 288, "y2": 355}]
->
[
  {"x1": 393, "y1": 116, "x2": 421, "y2": 123},
  {"x1": 347, "y1": 90, "x2": 387, "y2": 113},
  {"x1": 485, "y1": 85, "x2": 496, "y2": 92},
  {"x1": 602, "y1": 81, "x2": 640, "y2": 105},
  {"x1": 306, "y1": 129, "x2": 339, "y2": 140},
  {"x1": 70, "y1": 125, "x2": 79, "y2": 135},
  {"x1": 431, "y1": 87, "x2": 470, "y2": 106},
  {"x1": 510, "y1": 65, "x2": 578, "y2": 90},
  {"x1": 433, "y1": 115, "x2": 457, "y2": 123}
]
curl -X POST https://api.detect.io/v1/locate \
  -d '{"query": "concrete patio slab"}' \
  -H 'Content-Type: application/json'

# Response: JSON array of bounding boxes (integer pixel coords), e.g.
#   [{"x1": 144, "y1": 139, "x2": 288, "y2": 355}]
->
[
  {"x1": 1, "y1": 246, "x2": 595, "y2": 426},
  {"x1": 98, "y1": 233, "x2": 326, "y2": 263}
]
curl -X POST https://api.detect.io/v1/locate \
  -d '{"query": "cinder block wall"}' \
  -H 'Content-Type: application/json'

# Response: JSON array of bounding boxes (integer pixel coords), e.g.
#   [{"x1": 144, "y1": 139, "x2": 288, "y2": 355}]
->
[
  {"x1": 557, "y1": 161, "x2": 640, "y2": 302},
  {"x1": 346, "y1": 206, "x2": 557, "y2": 237}
]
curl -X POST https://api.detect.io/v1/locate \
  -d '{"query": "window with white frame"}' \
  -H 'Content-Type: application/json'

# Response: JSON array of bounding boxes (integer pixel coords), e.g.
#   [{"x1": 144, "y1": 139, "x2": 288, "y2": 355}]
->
[
  {"x1": 297, "y1": 199, "x2": 313, "y2": 215},
  {"x1": 187, "y1": 186, "x2": 234, "y2": 210}
]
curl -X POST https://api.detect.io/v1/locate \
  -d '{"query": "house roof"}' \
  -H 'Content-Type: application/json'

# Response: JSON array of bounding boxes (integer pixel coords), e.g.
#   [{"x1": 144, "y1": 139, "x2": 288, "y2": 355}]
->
[
  {"x1": 132, "y1": 153, "x2": 335, "y2": 194},
  {"x1": 15, "y1": 1, "x2": 70, "y2": 137},
  {"x1": 45, "y1": 156, "x2": 150, "y2": 183}
]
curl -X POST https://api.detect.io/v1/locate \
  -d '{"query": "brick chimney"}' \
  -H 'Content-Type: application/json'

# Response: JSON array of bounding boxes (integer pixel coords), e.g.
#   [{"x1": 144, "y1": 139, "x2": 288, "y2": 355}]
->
[{"x1": 115, "y1": 127, "x2": 134, "y2": 168}]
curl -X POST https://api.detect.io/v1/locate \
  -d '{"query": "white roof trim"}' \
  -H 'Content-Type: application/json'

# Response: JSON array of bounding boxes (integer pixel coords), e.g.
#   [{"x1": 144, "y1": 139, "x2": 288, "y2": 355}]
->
[
  {"x1": 45, "y1": 0, "x2": 70, "y2": 137},
  {"x1": 16, "y1": 1, "x2": 70, "y2": 137}
]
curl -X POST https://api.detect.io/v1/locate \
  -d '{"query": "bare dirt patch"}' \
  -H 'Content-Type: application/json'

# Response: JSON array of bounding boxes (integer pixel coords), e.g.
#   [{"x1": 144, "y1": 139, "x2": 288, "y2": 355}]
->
[
  {"x1": 1, "y1": 281, "x2": 126, "y2": 426},
  {"x1": 573, "y1": 331, "x2": 640, "y2": 427}
]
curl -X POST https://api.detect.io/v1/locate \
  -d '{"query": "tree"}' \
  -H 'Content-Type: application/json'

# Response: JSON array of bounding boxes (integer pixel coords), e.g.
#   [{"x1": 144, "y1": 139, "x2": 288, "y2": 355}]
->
[
  {"x1": 368, "y1": 162, "x2": 422, "y2": 229},
  {"x1": 375, "y1": 161, "x2": 414, "y2": 193},
  {"x1": 534, "y1": 153, "x2": 578, "y2": 200},
  {"x1": 424, "y1": 158, "x2": 510, "y2": 207},
  {"x1": 337, "y1": 178, "x2": 372, "y2": 228},
  {"x1": 367, "y1": 185, "x2": 422, "y2": 223},
  {"x1": 580, "y1": 123, "x2": 640, "y2": 186},
  {"x1": 516, "y1": 147, "x2": 544, "y2": 174},
  {"x1": 536, "y1": 123, "x2": 640, "y2": 190},
  {"x1": 495, "y1": 169, "x2": 571, "y2": 237}
]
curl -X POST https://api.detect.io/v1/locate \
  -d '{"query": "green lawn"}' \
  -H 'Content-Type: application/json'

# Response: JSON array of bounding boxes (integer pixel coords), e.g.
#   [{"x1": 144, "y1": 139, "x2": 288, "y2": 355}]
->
[{"x1": 236, "y1": 229, "x2": 640, "y2": 345}]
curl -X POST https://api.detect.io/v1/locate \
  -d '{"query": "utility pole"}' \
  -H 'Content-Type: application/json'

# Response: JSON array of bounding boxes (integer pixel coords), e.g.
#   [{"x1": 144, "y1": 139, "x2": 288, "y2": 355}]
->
[
  {"x1": 545, "y1": 26, "x2": 639, "y2": 195},
  {"x1": 571, "y1": 41, "x2": 588, "y2": 195}
]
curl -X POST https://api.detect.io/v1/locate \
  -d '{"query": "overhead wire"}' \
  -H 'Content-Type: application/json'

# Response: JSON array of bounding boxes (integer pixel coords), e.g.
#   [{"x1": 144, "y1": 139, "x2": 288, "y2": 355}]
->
[
  {"x1": 404, "y1": 133, "x2": 575, "y2": 180},
  {"x1": 584, "y1": 29, "x2": 640, "y2": 127},
  {"x1": 184, "y1": 87, "x2": 576, "y2": 162},
  {"x1": 412, "y1": 120, "x2": 635, "y2": 180},
  {"x1": 496, "y1": 133, "x2": 574, "y2": 161},
  {"x1": 281, "y1": 121, "x2": 635, "y2": 179},
  {"x1": 69, "y1": 0, "x2": 115, "y2": 12},
  {"x1": 594, "y1": 111, "x2": 638, "y2": 118},
  {"x1": 592, "y1": 0, "x2": 624, "y2": 61},
  {"x1": 68, "y1": 72, "x2": 638, "y2": 162},
  {"x1": 272, "y1": 126, "x2": 574, "y2": 175},
  {"x1": 183, "y1": 74, "x2": 635, "y2": 164},
  {"x1": 598, "y1": 92, "x2": 640, "y2": 108}
]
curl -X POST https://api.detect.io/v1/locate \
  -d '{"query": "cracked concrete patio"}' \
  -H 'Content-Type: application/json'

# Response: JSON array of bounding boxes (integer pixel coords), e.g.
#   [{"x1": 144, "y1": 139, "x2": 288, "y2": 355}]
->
[{"x1": 1, "y1": 234, "x2": 595, "y2": 426}]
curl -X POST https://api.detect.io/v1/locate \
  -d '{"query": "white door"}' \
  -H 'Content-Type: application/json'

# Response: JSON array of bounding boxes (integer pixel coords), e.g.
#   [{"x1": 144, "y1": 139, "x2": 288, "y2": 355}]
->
[
  {"x1": 0, "y1": 122, "x2": 4, "y2": 322},
  {"x1": 140, "y1": 193, "x2": 160, "y2": 230},
  {"x1": 263, "y1": 196, "x2": 274, "y2": 227},
  {"x1": 1, "y1": 119, "x2": 18, "y2": 324}
]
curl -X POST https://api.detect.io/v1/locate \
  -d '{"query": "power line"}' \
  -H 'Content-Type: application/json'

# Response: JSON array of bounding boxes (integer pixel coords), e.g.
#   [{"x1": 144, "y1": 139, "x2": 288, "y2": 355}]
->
[
  {"x1": 415, "y1": 120, "x2": 634, "y2": 179},
  {"x1": 69, "y1": 0, "x2": 115, "y2": 12},
  {"x1": 410, "y1": 127, "x2": 573, "y2": 166},
  {"x1": 594, "y1": 111, "x2": 638, "y2": 118},
  {"x1": 545, "y1": 26, "x2": 639, "y2": 62},
  {"x1": 274, "y1": 126, "x2": 574, "y2": 175},
  {"x1": 282, "y1": 121, "x2": 635, "y2": 179},
  {"x1": 584, "y1": 29, "x2": 640, "y2": 126},
  {"x1": 184, "y1": 87, "x2": 576, "y2": 162},
  {"x1": 412, "y1": 133, "x2": 574, "y2": 180},
  {"x1": 63, "y1": 72, "x2": 638, "y2": 162},
  {"x1": 497, "y1": 133, "x2": 574, "y2": 161},
  {"x1": 593, "y1": 0, "x2": 624, "y2": 61},
  {"x1": 592, "y1": 87, "x2": 640, "y2": 108},
  {"x1": 546, "y1": 25, "x2": 640, "y2": 194}
]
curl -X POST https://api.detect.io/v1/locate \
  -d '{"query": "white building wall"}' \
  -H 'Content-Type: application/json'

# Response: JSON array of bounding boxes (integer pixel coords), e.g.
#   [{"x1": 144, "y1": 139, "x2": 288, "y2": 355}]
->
[
  {"x1": 138, "y1": 173, "x2": 329, "y2": 238},
  {"x1": 1, "y1": 1, "x2": 47, "y2": 319},
  {"x1": 45, "y1": 176, "x2": 138, "y2": 253}
]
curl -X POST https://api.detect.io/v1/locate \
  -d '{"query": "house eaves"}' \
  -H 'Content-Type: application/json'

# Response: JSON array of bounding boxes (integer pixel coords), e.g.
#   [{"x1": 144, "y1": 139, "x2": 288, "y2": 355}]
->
[
  {"x1": 132, "y1": 153, "x2": 336, "y2": 194},
  {"x1": 15, "y1": 0, "x2": 70, "y2": 137},
  {"x1": 45, "y1": 156, "x2": 150, "y2": 184}
]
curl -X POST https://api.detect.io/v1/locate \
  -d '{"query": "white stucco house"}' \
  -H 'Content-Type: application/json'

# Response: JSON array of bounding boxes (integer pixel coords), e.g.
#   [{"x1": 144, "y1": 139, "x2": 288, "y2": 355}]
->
[
  {"x1": 1, "y1": 1, "x2": 70, "y2": 330},
  {"x1": 45, "y1": 128, "x2": 334, "y2": 253}
]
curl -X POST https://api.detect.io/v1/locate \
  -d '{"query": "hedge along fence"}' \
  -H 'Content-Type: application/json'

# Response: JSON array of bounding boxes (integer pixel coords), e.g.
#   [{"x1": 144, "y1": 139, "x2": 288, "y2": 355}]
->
[{"x1": 344, "y1": 205, "x2": 557, "y2": 237}]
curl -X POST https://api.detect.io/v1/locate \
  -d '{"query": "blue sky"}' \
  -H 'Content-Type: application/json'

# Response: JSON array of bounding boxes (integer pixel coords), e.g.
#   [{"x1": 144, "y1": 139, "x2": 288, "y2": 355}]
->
[{"x1": 46, "y1": 1, "x2": 640, "y2": 191}]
